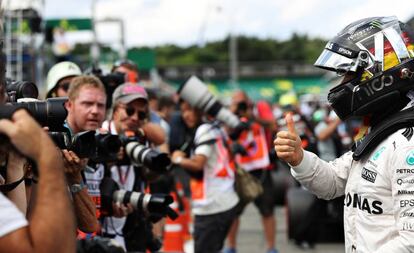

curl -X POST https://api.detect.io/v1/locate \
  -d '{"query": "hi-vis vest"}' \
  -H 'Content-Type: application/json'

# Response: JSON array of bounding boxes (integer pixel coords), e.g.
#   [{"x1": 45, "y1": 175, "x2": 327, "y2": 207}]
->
[
  {"x1": 190, "y1": 124, "x2": 238, "y2": 215},
  {"x1": 236, "y1": 122, "x2": 270, "y2": 171}
]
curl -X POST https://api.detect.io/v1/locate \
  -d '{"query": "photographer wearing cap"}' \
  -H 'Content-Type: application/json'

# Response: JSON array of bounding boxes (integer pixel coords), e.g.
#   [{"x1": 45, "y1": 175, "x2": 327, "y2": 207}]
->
[{"x1": 101, "y1": 82, "x2": 167, "y2": 251}]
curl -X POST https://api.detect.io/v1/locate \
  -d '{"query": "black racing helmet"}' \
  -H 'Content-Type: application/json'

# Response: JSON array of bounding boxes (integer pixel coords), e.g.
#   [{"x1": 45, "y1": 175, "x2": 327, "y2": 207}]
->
[{"x1": 315, "y1": 16, "x2": 414, "y2": 120}]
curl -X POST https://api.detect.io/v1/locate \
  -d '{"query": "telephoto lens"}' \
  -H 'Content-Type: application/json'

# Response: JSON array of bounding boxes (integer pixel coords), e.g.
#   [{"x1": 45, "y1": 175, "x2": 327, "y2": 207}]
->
[
  {"x1": 100, "y1": 177, "x2": 178, "y2": 221},
  {"x1": 124, "y1": 141, "x2": 171, "y2": 173},
  {"x1": 5, "y1": 78, "x2": 39, "y2": 102},
  {"x1": 0, "y1": 97, "x2": 68, "y2": 131},
  {"x1": 177, "y1": 75, "x2": 241, "y2": 129}
]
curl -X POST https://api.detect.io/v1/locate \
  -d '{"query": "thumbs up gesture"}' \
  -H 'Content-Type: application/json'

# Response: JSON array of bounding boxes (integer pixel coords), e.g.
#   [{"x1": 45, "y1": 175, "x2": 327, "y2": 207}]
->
[{"x1": 273, "y1": 113, "x2": 304, "y2": 166}]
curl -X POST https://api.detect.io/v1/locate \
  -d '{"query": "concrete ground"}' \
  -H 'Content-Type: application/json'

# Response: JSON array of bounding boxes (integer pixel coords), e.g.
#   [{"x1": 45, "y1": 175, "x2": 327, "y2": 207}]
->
[
  {"x1": 236, "y1": 204, "x2": 345, "y2": 253},
  {"x1": 182, "y1": 203, "x2": 345, "y2": 253}
]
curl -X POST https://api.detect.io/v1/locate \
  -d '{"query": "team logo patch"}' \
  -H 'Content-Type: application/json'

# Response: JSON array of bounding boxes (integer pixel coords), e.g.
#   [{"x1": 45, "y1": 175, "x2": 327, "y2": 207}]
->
[
  {"x1": 361, "y1": 167, "x2": 377, "y2": 183},
  {"x1": 406, "y1": 150, "x2": 414, "y2": 166},
  {"x1": 372, "y1": 146, "x2": 386, "y2": 161}
]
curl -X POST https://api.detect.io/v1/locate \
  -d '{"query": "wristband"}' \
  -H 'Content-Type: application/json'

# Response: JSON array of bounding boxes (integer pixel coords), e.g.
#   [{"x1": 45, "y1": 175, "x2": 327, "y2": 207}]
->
[{"x1": 70, "y1": 181, "x2": 86, "y2": 194}]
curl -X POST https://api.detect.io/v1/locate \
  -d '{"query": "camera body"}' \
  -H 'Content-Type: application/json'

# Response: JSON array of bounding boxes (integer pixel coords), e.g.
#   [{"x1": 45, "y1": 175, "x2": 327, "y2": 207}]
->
[
  {"x1": 49, "y1": 130, "x2": 122, "y2": 162},
  {"x1": 87, "y1": 66, "x2": 126, "y2": 109}
]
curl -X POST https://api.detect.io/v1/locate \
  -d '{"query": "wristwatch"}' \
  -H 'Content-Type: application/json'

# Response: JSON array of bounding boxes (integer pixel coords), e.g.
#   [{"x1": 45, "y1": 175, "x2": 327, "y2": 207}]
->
[
  {"x1": 173, "y1": 156, "x2": 183, "y2": 165},
  {"x1": 70, "y1": 181, "x2": 86, "y2": 194}
]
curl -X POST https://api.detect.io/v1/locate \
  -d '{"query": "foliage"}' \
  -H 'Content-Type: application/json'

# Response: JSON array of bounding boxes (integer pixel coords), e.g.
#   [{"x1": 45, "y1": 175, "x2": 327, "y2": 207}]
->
[
  {"x1": 152, "y1": 34, "x2": 327, "y2": 66},
  {"x1": 72, "y1": 34, "x2": 327, "y2": 66}
]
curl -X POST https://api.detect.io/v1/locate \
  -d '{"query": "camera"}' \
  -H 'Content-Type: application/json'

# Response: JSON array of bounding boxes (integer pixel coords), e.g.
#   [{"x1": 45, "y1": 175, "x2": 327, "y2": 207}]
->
[
  {"x1": 5, "y1": 78, "x2": 39, "y2": 102},
  {"x1": 235, "y1": 101, "x2": 248, "y2": 116},
  {"x1": 100, "y1": 177, "x2": 178, "y2": 222},
  {"x1": 178, "y1": 75, "x2": 241, "y2": 129},
  {"x1": 77, "y1": 237, "x2": 125, "y2": 253},
  {"x1": 119, "y1": 135, "x2": 172, "y2": 173},
  {"x1": 49, "y1": 130, "x2": 122, "y2": 162},
  {"x1": 87, "y1": 65, "x2": 126, "y2": 109},
  {"x1": 177, "y1": 76, "x2": 248, "y2": 139},
  {"x1": 0, "y1": 97, "x2": 68, "y2": 131}
]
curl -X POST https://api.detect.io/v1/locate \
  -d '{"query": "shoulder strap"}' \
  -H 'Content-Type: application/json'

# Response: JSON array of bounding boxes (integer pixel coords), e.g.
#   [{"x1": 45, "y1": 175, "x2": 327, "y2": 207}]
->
[
  {"x1": 353, "y1": 107, "x2": 414, "y2": 161},
  {"x1": 0, "y1": 176, "x2": 25, "y2": 193}
]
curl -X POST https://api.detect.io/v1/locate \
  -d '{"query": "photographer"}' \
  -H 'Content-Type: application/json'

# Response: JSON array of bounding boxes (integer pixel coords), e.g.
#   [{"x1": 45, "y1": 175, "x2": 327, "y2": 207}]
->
[
  {"x1": 171, "y1": 99, "x2": 239, "y2": 253},
  {"x1": 0, "y1": 109, "x2": 76, "y2": 253},
  {"x1": 64, "y1": 75, "x2": 109, "y2": 234},
  {"x1": 46, "y1": 61, "x2": 82, "y2": 98},
  {"x1": 224, "y1": 90, "x2": 278, "y2": 253},
  {"x1": 101, "y1": 82, "x2": 166, "y2": 251},
  {"x1": 0, "y1": 149, "x2": 28, "y2": 214},
  {"x1": 110, "y1": 60, "x2": 165, "y2": 146}
]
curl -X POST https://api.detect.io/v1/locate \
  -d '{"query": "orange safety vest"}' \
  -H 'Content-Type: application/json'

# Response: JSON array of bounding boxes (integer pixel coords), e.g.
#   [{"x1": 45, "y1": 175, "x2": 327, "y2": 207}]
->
[
  {"x1": 235, "y1": 122, "x2": 270, "y2": 171},
  {"x1": 191, "y1": 134, "x2": 235, "y2": 202}
]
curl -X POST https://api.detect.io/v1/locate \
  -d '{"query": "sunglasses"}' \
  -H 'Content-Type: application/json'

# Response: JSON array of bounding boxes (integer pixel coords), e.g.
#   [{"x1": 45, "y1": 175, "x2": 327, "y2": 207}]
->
[
  {"x1": 125, "y1": 106, "x2": 147, "y2": 119},
  {"x1": 58, "y1": 82, "x2": 70, "y2": 92}
]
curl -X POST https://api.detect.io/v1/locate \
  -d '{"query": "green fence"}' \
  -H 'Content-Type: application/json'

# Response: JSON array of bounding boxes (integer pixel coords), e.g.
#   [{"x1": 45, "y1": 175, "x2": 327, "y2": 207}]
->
[{"x1": 169, "y1": 77, "x2": 328, "y2": 103}]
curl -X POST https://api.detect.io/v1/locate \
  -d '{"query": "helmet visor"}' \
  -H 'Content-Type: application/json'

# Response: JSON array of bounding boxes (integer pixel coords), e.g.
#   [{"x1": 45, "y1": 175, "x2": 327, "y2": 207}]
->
[{"x1": 314, "y1": 49, "x2": 357, "y2": 74}]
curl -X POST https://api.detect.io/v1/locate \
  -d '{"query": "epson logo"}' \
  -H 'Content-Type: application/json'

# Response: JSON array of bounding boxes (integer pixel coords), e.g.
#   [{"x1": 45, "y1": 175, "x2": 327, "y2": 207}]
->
[
  {"x1": 361, "y1": 167, "x2": 377, "y2": 183},
  {"x1": 360, "y1": 75, "x2": 394, "y2": 97},
  {"x1": 400, "y1": 199, "x2": 414, "y2": 207},
  {"x1": 338, "y1": 47, "x2": 353, "y2": 56},
  {"x1": 398, "y1": 190, "x2": 414, "y2": 195},
  {"x1": 344, "y1": 193, "x2": 383, "y2": 214}
]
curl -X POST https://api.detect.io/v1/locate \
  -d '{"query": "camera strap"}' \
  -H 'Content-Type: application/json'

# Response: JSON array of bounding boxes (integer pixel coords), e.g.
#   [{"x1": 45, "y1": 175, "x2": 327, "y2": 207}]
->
[
  {"x1": 116, "y1": 166, "x2": 131, "y2": 186},
  {"x1": 0, "y1": 176, "x2": 25, "y2": 193}
]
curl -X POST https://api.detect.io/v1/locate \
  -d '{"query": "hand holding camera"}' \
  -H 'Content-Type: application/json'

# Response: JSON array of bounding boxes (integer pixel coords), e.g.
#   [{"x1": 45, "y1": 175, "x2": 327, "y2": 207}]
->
[
  {"x1": 62, "y1": 150, "x2": 88, "y2": 184},
  {"x1": 0, "y1": 109, "x2": 60, "y2": 161}
]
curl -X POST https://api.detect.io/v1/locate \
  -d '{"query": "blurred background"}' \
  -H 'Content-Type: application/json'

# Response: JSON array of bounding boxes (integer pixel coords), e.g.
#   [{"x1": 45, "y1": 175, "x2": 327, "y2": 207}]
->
[{"x1": 4, "y1": 0, "x2": 414, "y2": 102}]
